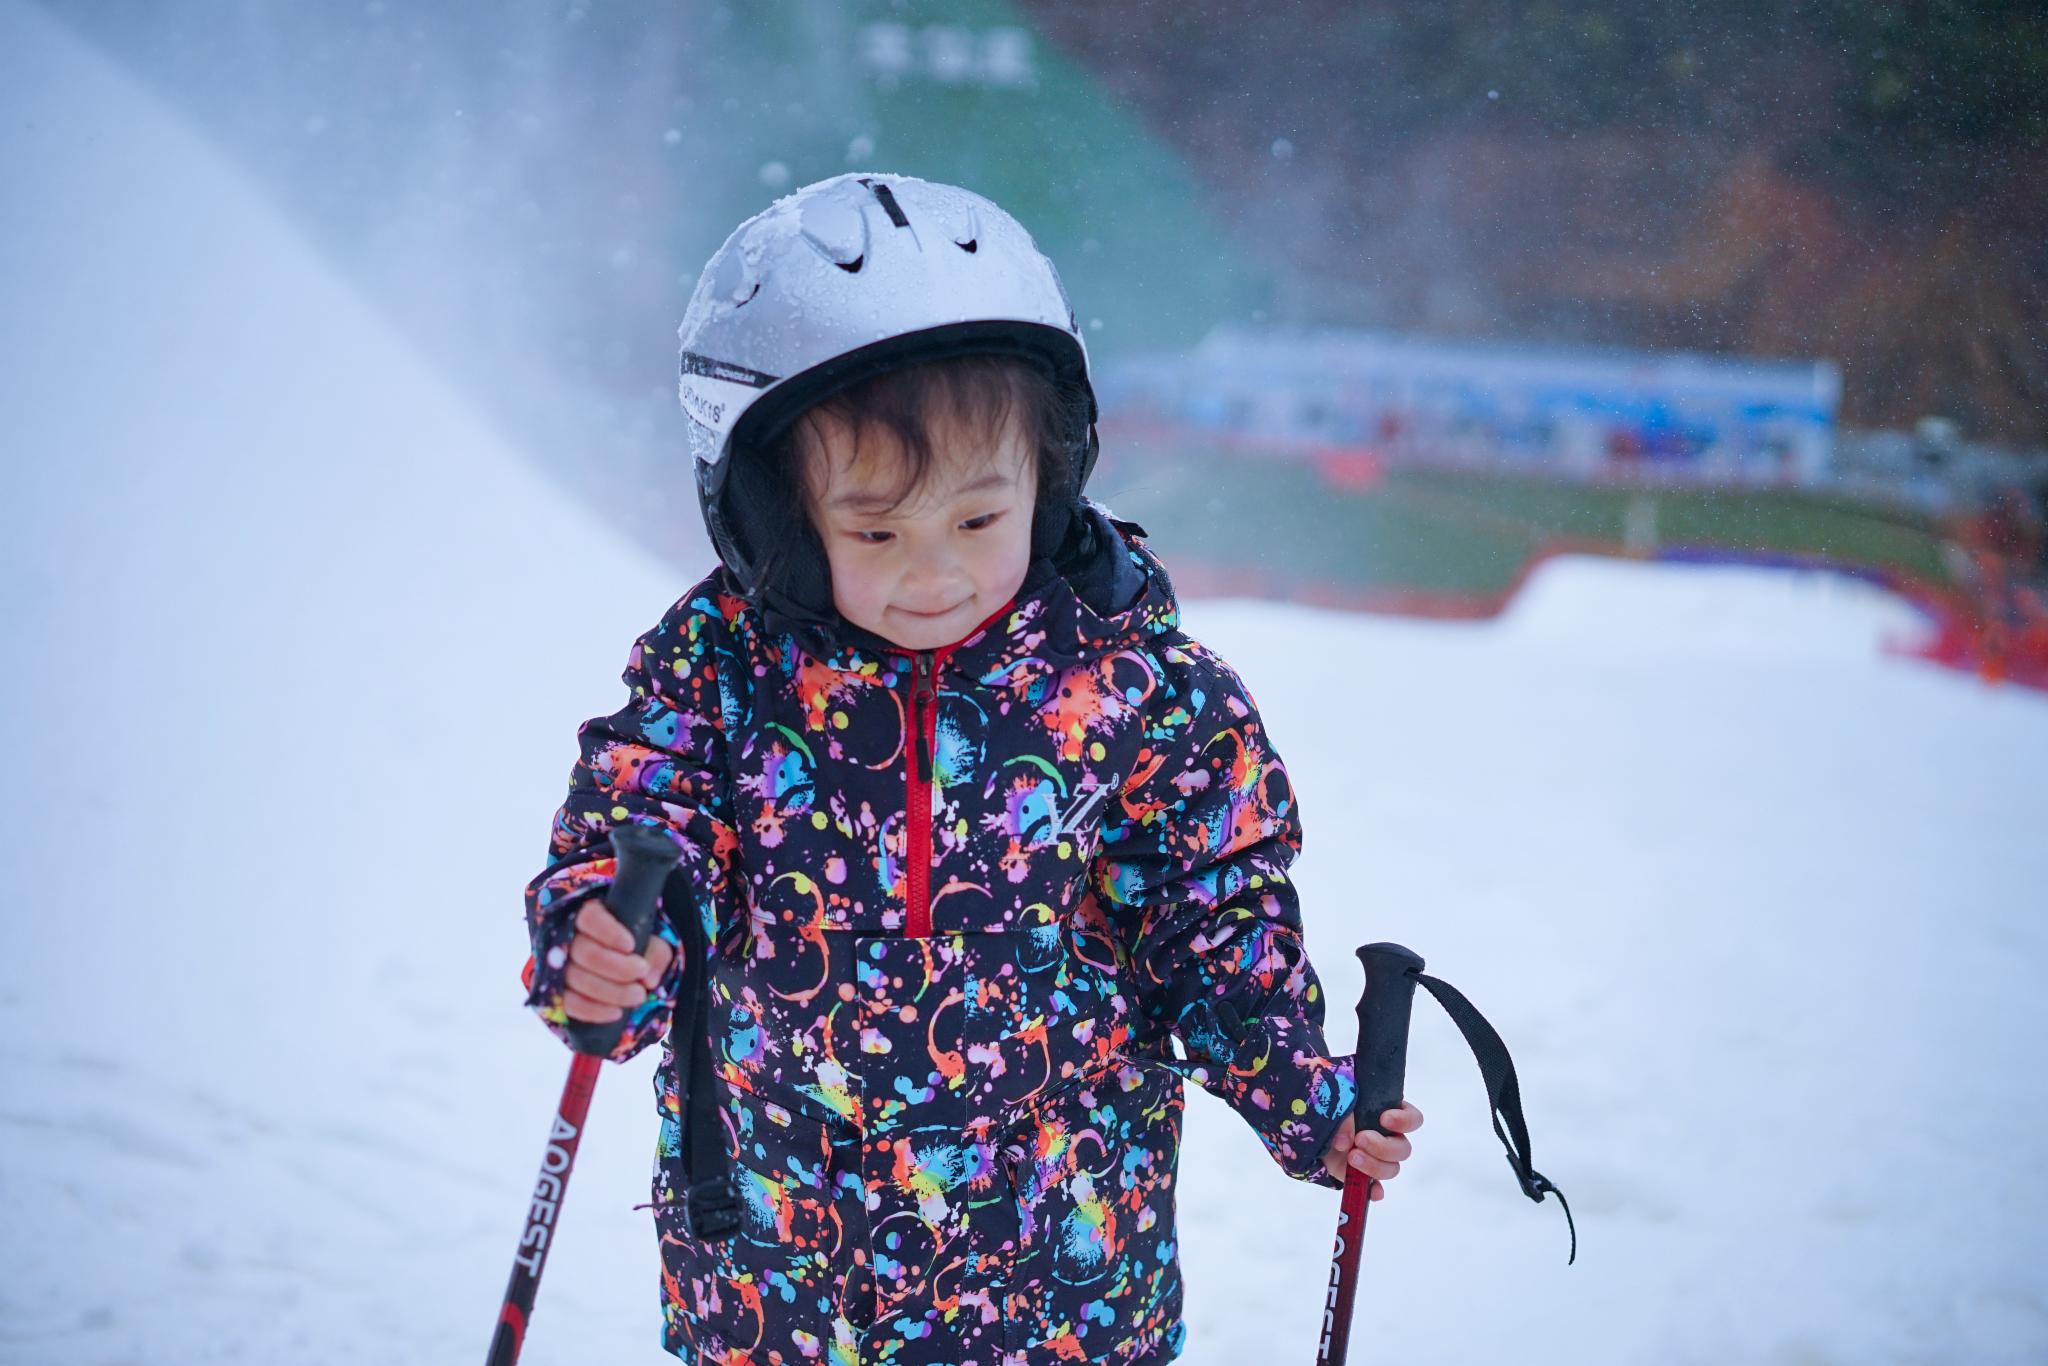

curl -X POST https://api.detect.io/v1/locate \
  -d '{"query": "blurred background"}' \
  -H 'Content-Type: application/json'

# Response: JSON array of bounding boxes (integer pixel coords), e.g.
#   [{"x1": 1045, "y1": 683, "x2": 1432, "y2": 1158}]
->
[
  {"x1": 30, "y1": 0, "x2": 2048, "y2": 674},
  {"x1": 3, "y1": 2, "x2": 2044, "y2": 1363}
]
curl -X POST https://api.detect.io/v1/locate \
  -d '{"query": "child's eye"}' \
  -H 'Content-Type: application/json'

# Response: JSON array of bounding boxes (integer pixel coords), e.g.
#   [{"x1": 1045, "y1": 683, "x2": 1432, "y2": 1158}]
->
[
  {"x1": 960, "y1": 512, "x2": 1004, "y2": 532},
  {"x1": 851, "y1": 530, "x2": 895, "y2": 545}
]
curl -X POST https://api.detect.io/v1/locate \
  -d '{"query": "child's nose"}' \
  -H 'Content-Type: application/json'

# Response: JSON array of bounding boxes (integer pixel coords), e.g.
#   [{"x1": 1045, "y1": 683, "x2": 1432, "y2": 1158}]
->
[{"x1": 901, "y1": 547, "x2": 967, "y2": 595}]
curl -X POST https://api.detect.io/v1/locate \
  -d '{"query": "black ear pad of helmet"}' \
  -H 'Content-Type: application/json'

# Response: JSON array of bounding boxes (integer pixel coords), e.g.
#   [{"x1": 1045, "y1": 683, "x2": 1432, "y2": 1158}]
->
[
  {"x1": 694, "y1": 455, "x2": 763, "y2": 596},
  {"x1": 1027, "y1": 368, "x2": 1097, "y2": 565},
  {"x1": 1031, "y1": 487, "x2": 1078, "y2": 565},
  {"x1": 709, "y1": 436, "x2": 836, "y2": 618}
]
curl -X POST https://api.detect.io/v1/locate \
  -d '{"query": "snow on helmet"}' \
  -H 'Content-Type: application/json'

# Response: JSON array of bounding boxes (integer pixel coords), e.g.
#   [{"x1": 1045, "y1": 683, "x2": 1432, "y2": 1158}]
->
[{"x1": 676, "y1": 172, "x2": 1099, "y2": 593}]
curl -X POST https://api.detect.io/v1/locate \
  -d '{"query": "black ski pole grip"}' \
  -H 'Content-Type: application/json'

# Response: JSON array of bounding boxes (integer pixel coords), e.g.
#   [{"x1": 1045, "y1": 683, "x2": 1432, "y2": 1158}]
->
[
  {"x1": 1353, "y1": 942, "x2": 1426, "y2": 1136},
  {"x1": 563, "y1": 823, "x2": 683, "y2": 1058}
]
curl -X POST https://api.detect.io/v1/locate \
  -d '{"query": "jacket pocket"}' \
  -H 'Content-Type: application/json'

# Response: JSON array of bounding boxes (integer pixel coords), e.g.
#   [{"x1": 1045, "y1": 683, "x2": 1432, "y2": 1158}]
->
[
  {"x1": 655, "y1": 1079, "x2": 860, "y2": 1362},
  {"x1": 998, "y1": 1053, "x2": 1187, "y2": 1360}
]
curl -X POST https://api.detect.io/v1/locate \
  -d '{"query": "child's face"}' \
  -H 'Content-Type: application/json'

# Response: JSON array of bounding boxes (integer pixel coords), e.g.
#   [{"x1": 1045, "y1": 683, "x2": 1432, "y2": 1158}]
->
[{"x1": 800, "y1": 409, "x2": 1037, "y2": 651}]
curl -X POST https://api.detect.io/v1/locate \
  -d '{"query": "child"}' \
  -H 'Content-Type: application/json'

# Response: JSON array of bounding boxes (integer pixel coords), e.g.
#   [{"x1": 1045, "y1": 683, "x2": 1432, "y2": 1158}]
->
[{"x1": 521, "y1": 173, "x2": 1421, "y2": 1366}]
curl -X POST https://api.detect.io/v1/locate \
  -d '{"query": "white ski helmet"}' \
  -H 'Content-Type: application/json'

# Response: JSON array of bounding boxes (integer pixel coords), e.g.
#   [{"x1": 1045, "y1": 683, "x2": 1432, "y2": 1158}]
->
[{"x1": 676, "y1": 172, "x2": 1099, "y2": 592}]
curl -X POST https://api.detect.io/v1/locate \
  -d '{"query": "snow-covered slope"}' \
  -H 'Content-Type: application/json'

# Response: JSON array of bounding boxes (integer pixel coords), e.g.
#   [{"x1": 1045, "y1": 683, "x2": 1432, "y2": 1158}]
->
[
  {"x1": 4, "y1": 3, "x2": 2044, "y2": 1362},
  {"x1": 1185, "y1": 564, "x2": 2048, "y2": 1363},
  {"x1": 0, "y1": 4, "x2": 691, "y2": 1361}
]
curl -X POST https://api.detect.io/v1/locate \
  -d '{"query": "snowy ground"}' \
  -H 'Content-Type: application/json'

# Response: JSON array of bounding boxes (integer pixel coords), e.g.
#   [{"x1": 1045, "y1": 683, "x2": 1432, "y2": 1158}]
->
[{"x1": 4, "y1": 4, "x2": 2046, "y2": 1362}]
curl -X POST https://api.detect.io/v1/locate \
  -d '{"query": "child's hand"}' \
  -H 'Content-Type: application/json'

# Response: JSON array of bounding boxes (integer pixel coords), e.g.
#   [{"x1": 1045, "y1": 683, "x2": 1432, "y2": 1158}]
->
[
  {"x1": 1320, "y1": 1102, "x2": 1424, "y2": 1194},
  {"x1": 560, "y1": 898, "x2": 675, "y2": 1024}
]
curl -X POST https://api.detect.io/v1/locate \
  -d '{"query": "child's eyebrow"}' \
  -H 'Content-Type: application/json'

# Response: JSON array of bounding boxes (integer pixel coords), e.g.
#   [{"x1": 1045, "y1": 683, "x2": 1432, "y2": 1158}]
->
[{"x1": 826, "y1": 468, "x2": 1015, "y2": 514}]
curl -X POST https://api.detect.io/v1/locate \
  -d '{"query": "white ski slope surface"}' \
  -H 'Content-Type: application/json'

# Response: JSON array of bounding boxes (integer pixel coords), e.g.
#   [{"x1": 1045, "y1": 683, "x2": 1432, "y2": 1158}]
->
[{"x1": 4, "y1": 4, "x2": 2045, "y2": 1362}]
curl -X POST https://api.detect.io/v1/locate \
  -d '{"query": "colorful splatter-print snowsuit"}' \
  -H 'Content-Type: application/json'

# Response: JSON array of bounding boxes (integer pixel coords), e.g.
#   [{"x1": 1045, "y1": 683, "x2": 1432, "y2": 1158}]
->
[{"x1": 523, "y1": 515, "x2": 1357, "y2": 1365}]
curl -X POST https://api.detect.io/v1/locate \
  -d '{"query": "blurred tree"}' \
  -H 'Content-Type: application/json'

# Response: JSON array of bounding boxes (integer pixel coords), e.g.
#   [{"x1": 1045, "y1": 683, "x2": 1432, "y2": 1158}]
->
[{"x1": 1015, "y1": 0, "x2": 2048, "y2": 443}]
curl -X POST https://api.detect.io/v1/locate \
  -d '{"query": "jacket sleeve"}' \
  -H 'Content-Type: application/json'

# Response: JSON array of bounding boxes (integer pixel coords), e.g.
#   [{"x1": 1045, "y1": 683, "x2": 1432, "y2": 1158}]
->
[
  {"x1": 1093, "y1": 635, "x2": 1357, "y2": 1188},
  {"x1": 520, "y1": 585, "x2": 743, "y2": 1063}
]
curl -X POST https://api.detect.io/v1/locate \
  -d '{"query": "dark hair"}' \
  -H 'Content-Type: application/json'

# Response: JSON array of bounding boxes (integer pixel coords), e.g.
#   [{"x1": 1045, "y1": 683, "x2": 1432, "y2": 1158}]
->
[{"x1": 724, "y1": 352, "x2": 1087, "y2": 612}]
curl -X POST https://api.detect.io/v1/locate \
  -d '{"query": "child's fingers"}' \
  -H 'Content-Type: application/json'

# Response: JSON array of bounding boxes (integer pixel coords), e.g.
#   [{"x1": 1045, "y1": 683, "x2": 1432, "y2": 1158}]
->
[
  {"x1": 575, "y1": 898, "x2": 636, "y2": 953},
  {"x1": 1378, "y1": 1102, "x2": 1425, "y2": 1133},
  {"x1": 1357, "y1": 1129, "x2": 1412, "y2": 1164},
  {"x1": 565, "y1": 961, "x2": 651, "y2": 1010},
  {"x1": 560, "y1": 988, "x2": 625, "y2": 1024},
  {"x1": 1319, "y1": 1115, "x2": 1356, "y2": 1181},
  {"x1": 568, "y1": 932, "x2": 654, "y2": 986},
  {"x1": 1344, "y1": 1147, "x2": 1401, "y2": 1181},
  {"x1": 643, "y1": 936, "x2": 676, "y2": 986},
  {"x1": 1331, "y1": 1102, "x2": 1416, "y2": 1184},
  {"x1": 1319, "y1": 1116, "x2": 1357, "y2": 1180}
]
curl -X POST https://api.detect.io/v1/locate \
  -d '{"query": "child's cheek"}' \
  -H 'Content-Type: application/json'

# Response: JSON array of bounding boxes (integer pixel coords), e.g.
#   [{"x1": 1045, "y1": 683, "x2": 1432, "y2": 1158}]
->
[{"x1": 821, "y1": 539, "x2": 889, "y2": 631}]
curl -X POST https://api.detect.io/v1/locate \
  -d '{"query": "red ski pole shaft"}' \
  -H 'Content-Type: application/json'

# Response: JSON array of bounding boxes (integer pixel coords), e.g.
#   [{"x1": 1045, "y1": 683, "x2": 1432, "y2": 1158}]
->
[
  {"x1": 1316, "y1": 942, "x2": 1425, "y2": 1365},
  {"x1": 1318, "y1": 1165, "x2": 1373, "y2": 1364},
  {"x1": 490, "y1": 1052, "x2": 601, "y2": 1364},
  {"x1": 486, "y1": 823, "x2": 682, "y2": 1366}
]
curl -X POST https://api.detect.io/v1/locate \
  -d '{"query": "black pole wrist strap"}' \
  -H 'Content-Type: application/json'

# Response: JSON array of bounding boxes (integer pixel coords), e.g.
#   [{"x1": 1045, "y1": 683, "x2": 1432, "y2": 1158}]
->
[
  {"x1": 1412, "y1": 972, "x2": 1576, "y2": 1265},
  {"x1": 665, "y1": 873, "x2": 740, "y2": 1243}
]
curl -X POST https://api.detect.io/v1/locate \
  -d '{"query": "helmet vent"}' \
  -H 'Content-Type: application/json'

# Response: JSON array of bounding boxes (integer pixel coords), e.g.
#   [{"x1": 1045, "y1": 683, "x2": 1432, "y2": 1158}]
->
[
  {"x1": 956, "y1": 238, "x2": 978, "y2": 253},
  {"x1": 863, "y1": 179, "x2": 911, "y2": 228},
  {"x1": 834, "y1": 255, "x2": 866, "y2": 274}
]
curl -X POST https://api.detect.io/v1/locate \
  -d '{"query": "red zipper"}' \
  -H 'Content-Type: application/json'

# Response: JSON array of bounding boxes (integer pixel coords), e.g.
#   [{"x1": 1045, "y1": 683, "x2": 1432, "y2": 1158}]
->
[
  {"x1": 903, "y1": 603, "x2": 1011, "y2": 939},
  {"x1": 904, "y1": 648, "x2": 944, "y2": 938}
]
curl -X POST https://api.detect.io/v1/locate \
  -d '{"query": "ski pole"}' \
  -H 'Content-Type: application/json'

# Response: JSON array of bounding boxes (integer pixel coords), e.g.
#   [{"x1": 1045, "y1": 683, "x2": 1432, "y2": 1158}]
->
[
  {"x1": 1316, "y1": 942, "x2": 1425, "y2": 1366},
  {"x1": 487, "y1": 822, "x2": 682, "y2": 1366}
]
